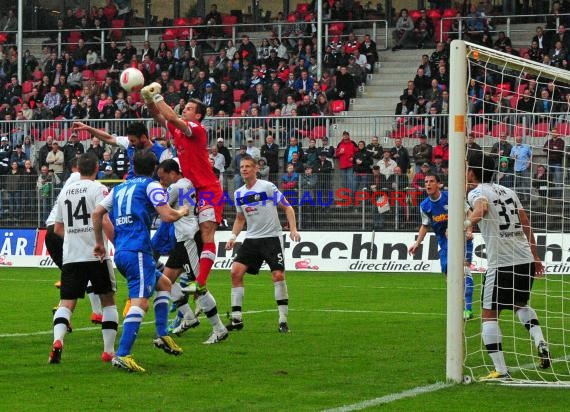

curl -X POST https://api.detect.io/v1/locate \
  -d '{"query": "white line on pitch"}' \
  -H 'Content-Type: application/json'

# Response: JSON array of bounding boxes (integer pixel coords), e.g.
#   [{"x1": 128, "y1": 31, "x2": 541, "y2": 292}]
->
[
  {"x1": 321, "y1": 382, "x2": 453, "y2": 412},
  {"x1": 0, "y1": 308, "x2": 445, "y2": 338}
]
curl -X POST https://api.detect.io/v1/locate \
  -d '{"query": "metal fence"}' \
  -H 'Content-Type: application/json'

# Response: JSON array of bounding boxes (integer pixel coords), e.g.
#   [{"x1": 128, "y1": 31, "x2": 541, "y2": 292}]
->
[{"x1": 0, "y1": 113, "x2": 565, "y2": 230}]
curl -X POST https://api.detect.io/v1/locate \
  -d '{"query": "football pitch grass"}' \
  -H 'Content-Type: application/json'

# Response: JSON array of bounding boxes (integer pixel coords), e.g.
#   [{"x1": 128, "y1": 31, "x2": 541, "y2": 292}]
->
[{"x1": 1, "y1": 268, "x2": 569, "y2": 411}]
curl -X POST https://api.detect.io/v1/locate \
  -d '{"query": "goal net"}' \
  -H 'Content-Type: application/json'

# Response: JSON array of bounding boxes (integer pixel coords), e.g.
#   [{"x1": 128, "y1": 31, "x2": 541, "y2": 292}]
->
[{"x1": 447, "y1": 40, "x2": 570, "y2": 386}]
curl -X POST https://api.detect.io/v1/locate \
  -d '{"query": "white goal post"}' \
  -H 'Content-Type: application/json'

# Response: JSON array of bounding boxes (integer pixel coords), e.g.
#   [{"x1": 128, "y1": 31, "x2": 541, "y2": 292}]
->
[{"x1": 448, "y1": 40, "x2": 570, "y2": 386}]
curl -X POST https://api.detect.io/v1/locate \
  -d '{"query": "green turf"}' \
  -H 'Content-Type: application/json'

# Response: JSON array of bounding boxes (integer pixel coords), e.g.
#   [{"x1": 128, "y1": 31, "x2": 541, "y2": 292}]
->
[{"x1": 0, "y1": 268, "x2": 568, "y2": 411}]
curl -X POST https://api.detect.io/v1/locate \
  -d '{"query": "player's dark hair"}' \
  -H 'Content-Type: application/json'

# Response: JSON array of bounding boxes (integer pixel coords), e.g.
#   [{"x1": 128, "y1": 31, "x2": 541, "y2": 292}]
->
[
  {"x1": 133, "y1": 150, "x2": 157, "y2": 176},
  {"x1": 240, "y1": 154, "x2": 257, "y2": 165},
  {"x1": 69, "y1": 157, "x2": 80, "y2": 170},
  {"x1": 78, "y1": 152, "x2": 98, "y2": 176},
  {"x1": 468, "y1": 152, "x2": 495, "y2": 183},
  {"x1": 126, "y1": 121, "x2": 149, "y2": 138},
  {"x1": 424, "y1": 172, "x2": 441, "y2": 182},
  {"x1": 188, "y1": 98, "x2": 207, "y2": 119},
  {"x1": 158, "y1": 158, "x2": 180, "y2": 174}
]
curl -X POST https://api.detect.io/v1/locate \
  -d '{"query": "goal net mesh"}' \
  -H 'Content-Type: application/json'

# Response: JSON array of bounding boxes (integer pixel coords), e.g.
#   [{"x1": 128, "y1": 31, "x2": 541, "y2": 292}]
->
[{"x1": 461, "y1": 41, "x2": 570, "y2": 384}]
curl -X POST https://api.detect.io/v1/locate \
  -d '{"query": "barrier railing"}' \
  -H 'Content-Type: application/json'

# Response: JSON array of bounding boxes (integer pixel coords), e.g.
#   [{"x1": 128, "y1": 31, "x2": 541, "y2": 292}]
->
[
  {"x1": 12, "y1": 18, "x2": 388, "y2": 65},
  {"x1": 0, "y1": 112, "x2": 564, "y2": 230},
  {"x1": 440, "y1": 13, "x2": 568, "y2": 43}
]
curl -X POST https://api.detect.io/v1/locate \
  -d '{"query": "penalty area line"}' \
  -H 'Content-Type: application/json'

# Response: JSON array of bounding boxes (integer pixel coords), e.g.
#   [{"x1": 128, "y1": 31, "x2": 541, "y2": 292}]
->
[{"x1": 321, "y1": 382, "x2": 453, "y2": 412}]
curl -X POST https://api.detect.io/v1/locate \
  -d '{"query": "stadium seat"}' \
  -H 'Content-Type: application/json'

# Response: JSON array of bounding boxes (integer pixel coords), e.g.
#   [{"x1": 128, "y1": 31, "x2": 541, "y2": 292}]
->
[
  {"x1": 150, "y1": 126, "x2": 165, "y2": 139},
  {"x1": 296, "y1": 3, "x2": 310, "y2": 14},
  {"x1": 443, "y1": 8, "x2": 457, "y2": 17},
  {"x1": 428, "y1": 9, "x2": 442, "y2": 20},
  {"x1": 328, "y1": 22, "x2": 344, "y2": 36},
  {"x1": 81, "y1": 69, "x2": 94, "y2": 81},
  {"x1": 470, "y1": 122, "x2": 487, "y2": 138},
  {"x1": 162, "y1": 28, "x2": 177, "y2": 49},
  {"x1": 233, "y1": 89, "x2": 245, "y2": 103},
  {"x1": 390, "y1": 126, "x2": 409, "y2": 139},
  {"x1": 495, "y1": 83, "x2": 511, "y2": 97},
  {"x1": 519, "y1": 47, "x2": 529, "y2": 57},
  {"x1": 94, "y1": 69, "x2": 108, "y2": 82},
  {"x1": 509, "y1": 96, "x2": 519, "y2": 109},
  {"x1": 32, "y1": 70, "x2": 44, "y2": 81},
  {"x1": 407, "y1": 124, "x2": 425, "y2": 137},
  {"x1": 41, "y1": 127, "x2": 60, "y2": 141},
  {"x1": 310, "y1": 125, "x2": 327, "y2": 139},
  {"x1": 532, "y1": 122, "x2": 550, "y2": 137},
  {"x1": 490, "y1": 123, "x2": 509, "y2": 137},
  {"x1": 512, "y1": 123, "x2": 527, "y2": 138},
  {"x1": 331, "y1": 100, "x2": 345, "y2": 113},
  {"x1": 409, "y1": 10, "x2": 421, "y2": 21},
  {"x1": 555, "y1": 122, "x2": 570, "y2": 135},
  {"x1": 222, "y1": 15, "x2": 237, "y2": 36}
]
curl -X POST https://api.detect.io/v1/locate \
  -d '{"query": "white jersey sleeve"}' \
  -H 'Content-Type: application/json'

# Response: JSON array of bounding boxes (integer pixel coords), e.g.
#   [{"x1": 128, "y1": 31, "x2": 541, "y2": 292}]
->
[
  {"x1": 168, "y1": 177, "x2": 199, "y2": 241},
  {"x1": 99, "y1": 187, "x2": 115, "y2": 212},
  {"x1": 115, "y1": 135, "x2": 130, "y2": 150},
  {"x1": 46, "y1": 172, "x2": 81, "y2": 226}
]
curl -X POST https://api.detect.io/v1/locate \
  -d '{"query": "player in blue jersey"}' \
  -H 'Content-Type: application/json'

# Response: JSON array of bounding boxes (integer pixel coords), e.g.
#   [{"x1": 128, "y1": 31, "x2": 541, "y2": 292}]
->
[
  {"x1": 73, "y1": 121, "x2": 165, "y2": 180},
  {"x1": 92, "y1": 150, "x2": 190, "y2": 373},
  {"x1": 408, "y1": 173, "x2": 475, "y2": 320}
]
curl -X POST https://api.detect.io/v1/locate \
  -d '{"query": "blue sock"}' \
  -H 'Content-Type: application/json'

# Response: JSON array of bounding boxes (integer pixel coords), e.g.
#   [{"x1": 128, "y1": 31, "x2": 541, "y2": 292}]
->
[
  {"x1": 154, "y1": 291, "x2": 170, "y2": 337},
  {"x1": 116, "y1": 306, "x2": 145, "y2": 357},
  {"x1": 464, "y1": 271, "x2": 474, "y2": 311}
]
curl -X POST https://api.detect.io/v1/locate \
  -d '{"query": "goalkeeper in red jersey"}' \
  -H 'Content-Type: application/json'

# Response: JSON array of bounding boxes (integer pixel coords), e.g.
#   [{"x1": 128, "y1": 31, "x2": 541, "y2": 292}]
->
[{"x1": 141, "y1": 83, "x2": 223, "y2": 294}]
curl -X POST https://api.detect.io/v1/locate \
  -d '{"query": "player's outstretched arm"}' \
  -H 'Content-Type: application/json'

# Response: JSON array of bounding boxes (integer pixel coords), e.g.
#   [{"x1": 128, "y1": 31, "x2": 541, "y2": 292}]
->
[
  {"x1": 279, "y1": 202, "x2": 301, "y2": 242},
  {"x1": 142, "y1": 83, "x2": 185, "y2": 131},
  {"x1": 409, "y1": 224, "x2": 428, "y2": 255},
  {"x1": 466, "y1": 197, "x2": 488, "y2": 227},
  {"x1": 73, "y1": 121, "x2": 118, "y2": 146},
  {"x1": 226, "y1": 212, "x2": 246, "y2": 250},
  {"x1": 518, "y1": 208, "x2": 545, "y2": 277},
  {"x1": 92, "y1": 204, "x2": 108, "y2": 261},
  {"x1": 155, "y1": 203, "x2": 189, "y2": 223}
]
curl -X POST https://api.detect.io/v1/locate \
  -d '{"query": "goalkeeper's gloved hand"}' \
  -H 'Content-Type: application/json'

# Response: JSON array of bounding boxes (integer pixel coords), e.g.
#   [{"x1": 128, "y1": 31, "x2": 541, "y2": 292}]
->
[{"x1": 141, "y1": 82, "x2": 163, "y2": 104}]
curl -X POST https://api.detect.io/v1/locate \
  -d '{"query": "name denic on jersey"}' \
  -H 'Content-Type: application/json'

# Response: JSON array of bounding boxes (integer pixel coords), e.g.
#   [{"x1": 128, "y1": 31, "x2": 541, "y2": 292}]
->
[{"x1": 116, "y1": 215, "x2": 134, "y2": 225}]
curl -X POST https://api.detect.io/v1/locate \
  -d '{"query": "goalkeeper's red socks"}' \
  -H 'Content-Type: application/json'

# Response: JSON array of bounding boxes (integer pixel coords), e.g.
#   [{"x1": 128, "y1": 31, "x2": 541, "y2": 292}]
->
[{"x1": 196, "y1": 242, "x2": 216, "y2": 286}]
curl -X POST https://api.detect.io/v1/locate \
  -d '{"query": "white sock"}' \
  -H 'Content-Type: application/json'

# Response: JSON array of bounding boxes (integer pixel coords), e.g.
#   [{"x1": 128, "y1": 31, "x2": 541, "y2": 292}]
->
[
  {"x1": 178, "y1": 303, "x2": 191, "y2": 316},
  {"x1": 230, "y1": 287, "x2": 244, "y2": 320},
  {"x1": 197, "y1": 291, "x2": 225, "y2": 334},
  {"x1": 53, "y1": 306, "x2": 72, "y2": 343},
  {"x1": 101, "y1": 305, "x2": 118, "y2": 354},
  {"x1": 274, "y1": 280, "x2": 288, "y2": 324},
  {"x1": 482, "y1": 321, "x2": 508, "y2": 374},
  {"x1": 170, "y1": 282, "x2": 185, "y2": 303},
  {"x1": 517, "y1": 306, "x2": 546, "y2": 347},
  {"x1": 88, "y1": 293, "x2": 102, "y2": 315}
]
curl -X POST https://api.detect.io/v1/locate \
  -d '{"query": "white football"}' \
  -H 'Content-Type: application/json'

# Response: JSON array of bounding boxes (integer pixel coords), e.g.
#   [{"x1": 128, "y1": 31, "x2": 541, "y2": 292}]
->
[{"x1": 119, "y1": 68, "x2": 145, "y2": 92}]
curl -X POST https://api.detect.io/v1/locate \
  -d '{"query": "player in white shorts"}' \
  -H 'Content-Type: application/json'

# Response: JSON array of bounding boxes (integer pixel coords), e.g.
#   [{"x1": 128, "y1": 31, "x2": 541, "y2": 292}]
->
[
  {"x1": 225, "y1": 155, "x2": 301, "y2": 333},
  {"x1": 466, "y1": 153, "x2": 550, "y2": 381},
  {"x1": 49, "y1": 153, "x2": 118, "y2": 364},
  {"x1": 156, "y1": 159, "x2": 228, "y2": 344}
]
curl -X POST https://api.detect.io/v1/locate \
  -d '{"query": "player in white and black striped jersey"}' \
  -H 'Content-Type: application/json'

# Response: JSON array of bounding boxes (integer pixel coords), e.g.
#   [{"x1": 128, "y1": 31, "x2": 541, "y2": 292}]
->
[
  {"x1": 466, "y1": 153, "x2": 550, "y2": 381},
  {"x1": 225, "y1": 155, "x2": 301, "y2": 333},
  {"x1": 156, "y1": 159, "x2": 228, "y2": 344},
  {"x1": 49, "y1": 153, "x2": 118, "y2": 364}
]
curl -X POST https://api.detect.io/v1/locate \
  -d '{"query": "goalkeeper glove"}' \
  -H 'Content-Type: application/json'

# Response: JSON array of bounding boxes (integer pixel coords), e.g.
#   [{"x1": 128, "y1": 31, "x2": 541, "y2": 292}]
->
[{"x1": 141, "y1": 82, "x2": 163, "y2": 104}]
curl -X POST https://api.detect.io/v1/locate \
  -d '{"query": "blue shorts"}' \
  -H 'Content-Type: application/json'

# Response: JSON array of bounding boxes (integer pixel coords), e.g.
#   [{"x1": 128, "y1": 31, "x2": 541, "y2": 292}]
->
[
  {"x1": 114, "y1": 251, "x2": 162, "y2": 299},
  {"x1": 151, "y1": 221, "x2": 176, "y2": 256},
  {"x1": 440, "y1": 240, "x2": 474, "y2": 274}
]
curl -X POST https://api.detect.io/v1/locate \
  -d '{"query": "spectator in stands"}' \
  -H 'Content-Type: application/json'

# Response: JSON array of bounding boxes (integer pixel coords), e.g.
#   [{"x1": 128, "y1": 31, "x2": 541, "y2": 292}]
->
[
  {"x1": 412, "y1": 133, "x2": 433, "y2": 172},
  {"x1": 9, "y1": 143, "x2": 26, "y2": 168},
  {"x1": 62, "y1": 133, "x2": 84, "y2": 179},
  {"x1": 431, "y1": 134, "x2": 449, "y2": 163},
  {"x1": 377, "y1": 147, "x2": 397, "y2": 180},
  {"x1": 359, "y1": 34, "x2": 378, "y2": 71},
  {"x1": 43, "y1": 86, "x2": 62, "y2": 117},
  {"x1": 466, "y1": 132, "x2": 483, "y2": 162},
  {"x1": 303, "y1": 138, "x2": 318, "y2": 167},
  {"x1": 543, "y1": 128, "x2": 565, "y2": 197},
  {"x1": 392, "y1": 9, "x2": 415, "y2": 51},
  {"x1": 260, "y1": 135, "x2": 280, "y2": 183},
  {"x1": 532, "y1": 26, "x2": 548, "y2": 54},
  {"x1": 413, "y1": 9, "x2": 435, "y2": 49},
  {"x1": 497, "y1": 156, "x2": 514, "y2": 188},
  {"x1": 347, "y1": 54, "x2": 366, "y2": 87},
  {"x1": 283, "y1": 136, "x2": 304, "y2": 171},
  {"x1": 411, "y1": 162, "x2": 431, "y2": 191},
  {"x1": 87, "y1": 136, "x2": 106, "y2": 160},
  {"x1": 510, "y1": 134, "x2": 533, "y2": 200},
  {"x1": 335, "y1": 65, "x2": 356, "y2": 110},
  {"x1": 353, "y1": 140, "x2": 372, "y2": 190},
  {"x1": 390, "y1": 137, "x2": 410, "y2": 173},
  {"x1": 465, "y1": 3, "x2": 487, "y2": 42},
  {"x1": 314, "y1": 151, "x2": 333, "y2": 192},
  {"x1": 533, "y1": 165, "x2": 550, "y2": 197},
  {"x1": 315, "y1": 93, "x2": 333, "y2": 116},
  {"x1": 281, "y1": 163, "x2": 299, "y2": 192},
  {"x1": 299, "y1": 164, "x2": 318, "y2": 229},
  {"x1": 364, "y1": 136, "x2": 382, "y2": 163},
  {"x1": 429, "y1": 43, "x2": 448, "y2": 77},
  {"x1": 22, "y1": 136, "x2": 36, "y2": 169},
  {"x1": 336, "y1": 131, "x2": 358, "y2": 194},
  {"x1": 45, "y1": 141, "x2": 64, "y2": 181},
  {"x1": 489, "y1": 132, "x2": 513, "y2": 170},
  {"x1": 243, "y1": 137, "x2": 260, "y2": 161},
  {"x1": 112, "y1": 147, "x2": 129, "y2": 179},
  {"x1": 414, "y1": 67, "x2": 431, "y2": 94},
  {"x1": 238, "y1": 35, "x2": 257, "y2": 64}
]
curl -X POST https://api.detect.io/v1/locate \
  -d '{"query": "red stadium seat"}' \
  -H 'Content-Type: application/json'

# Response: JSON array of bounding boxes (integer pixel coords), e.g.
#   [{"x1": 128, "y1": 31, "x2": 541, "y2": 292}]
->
[
  {"x1": 22, "y1": 80, "x2": 34, "y2": 94},
  {"x1": 222, "y1": 15, "x2": 237, "y2": 37},
  {"x1": 495, "y1": 83, "x2": 511, "y2": 97},
  {"x1": 470, "y1": 122, "x2": 487, "y2": 138},
  {"x1": 32, "y1": 70, "x2": 44, "y2": 81},
  {"x1": 512, "y1": 123, "x2": 527, "y2": 138},
  {"x1": 491, "y1": 123, "x2": 509, "y2": 137},
  {"x1": 443, "y1": 8, "x2": 457, "y2": 17},
  {"x1": 390, "y1": 126, "x2": 409, "y2": 138},
  {"x1": 233, "y1": 89, "x2": 245, "y2": 103},
  {"x1": 407, "y1": 124, "x2": 425, "y2": 137},
  {"x1": 81, "y1": 69, "x2": 94, "y2": 81},
  {"x1": 41, "y1": 127, "x2": 60, "y2": 141},
  {"x1": 94, "y1": 69, "x2": 108, "y2": 82},
  {"x1": 328, "y1": 23, "x2": 345, "y2": 36},
  {"x1": 532, "y1": 122, "x2": 550, "y2": 137},
  {"x1": 110, "y1": 19, "x2": 125, "y2": 41},
  {"x1": 555, "y1": 122, "x2": 570, "y2": 135},
  {"x1": 331, "y1": 100, "x2": 345, "y2": 113},
  {"x1": 296, "y1": 3, "x2": 310, "y2": 14},
  {"x1": 150, "y1": 126, "x2": 165, "y2": 139},
  {"x1": 310, "y1": 125, "x2": 327, "y2": 139},
  {"x1": 409, "y1": 10, "x2": 421, "y2": 21}
]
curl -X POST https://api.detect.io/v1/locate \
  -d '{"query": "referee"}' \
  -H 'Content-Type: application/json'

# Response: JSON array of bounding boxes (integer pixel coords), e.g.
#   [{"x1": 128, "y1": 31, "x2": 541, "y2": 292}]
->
[{"x1": 225, "y1": 155, "x2": 301, "y2": 333}]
